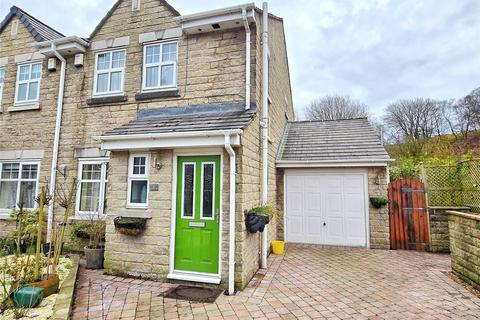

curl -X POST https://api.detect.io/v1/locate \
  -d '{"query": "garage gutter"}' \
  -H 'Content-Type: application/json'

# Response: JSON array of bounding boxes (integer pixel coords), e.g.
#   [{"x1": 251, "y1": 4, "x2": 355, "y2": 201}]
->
[{"x1": 276, "y1": 159, "x2": 394, "y2": 168}]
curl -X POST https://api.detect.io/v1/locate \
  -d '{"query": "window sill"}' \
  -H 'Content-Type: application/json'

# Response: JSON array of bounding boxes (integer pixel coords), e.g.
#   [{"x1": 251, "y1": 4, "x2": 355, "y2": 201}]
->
[
  {"x1": 69, "y1": 215, "x2": 106, "y2": 222},
  {"x1": 8, "y1": 103, "x2": 40, "y2": 112},
  {"x1": 135, "y1": 89, "x2": 180, "y2": 101},
  {"x1": 119, "y1": 208, "x2": 151, "y2": 219},
  {"x1": 86, "y1": 94, "x2": 128, "y2": 106}
]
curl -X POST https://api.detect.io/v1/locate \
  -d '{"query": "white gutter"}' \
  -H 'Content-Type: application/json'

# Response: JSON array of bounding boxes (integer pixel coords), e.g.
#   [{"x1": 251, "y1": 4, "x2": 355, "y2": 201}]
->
[
  {"x1": 35, "y1": 35, "x2": 89, "y2": 48},
  {"x1": 175, "y1": 3, "x2": 255, "y2": 22},
  {"x1": 224, "y1": 134, "x2": 236, "y2": 296},
  {"x1": 46, "y1": 44, "x2": 66, "y2": 243},
  {"x1": 242, "y1": 7, "x2": 251, "y2": 110},
  {"x1": 261, "y1": 2, "x2": 269, "y2": 269},
  {"x1": 96, "y1": 129, "x2": 244, "y2": 142},
  {"x1": 276, "y1": 159, "x2": 395, "y2": 168}
]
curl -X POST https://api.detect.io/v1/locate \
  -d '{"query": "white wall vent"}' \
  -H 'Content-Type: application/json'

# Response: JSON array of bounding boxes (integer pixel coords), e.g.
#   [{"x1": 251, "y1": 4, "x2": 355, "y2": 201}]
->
[
  {"x1": 11, "y1": 20, "x2": 18, "y2": 36},
  {"x1": 48, "y1": 58, "x2": 57, "y2": 72},
  {"x1": 74, "y1": 53, "x2": 84, "y2": 68},
  {"x1": 132, "y1": 0, "x2": 141, "y2": 11}
]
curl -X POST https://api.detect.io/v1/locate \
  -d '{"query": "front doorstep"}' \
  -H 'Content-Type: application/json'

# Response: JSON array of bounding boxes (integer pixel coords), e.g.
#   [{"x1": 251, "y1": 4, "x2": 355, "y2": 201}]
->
[{"x1": 167, "y1": 271, "x2": 221, "y2": 284}]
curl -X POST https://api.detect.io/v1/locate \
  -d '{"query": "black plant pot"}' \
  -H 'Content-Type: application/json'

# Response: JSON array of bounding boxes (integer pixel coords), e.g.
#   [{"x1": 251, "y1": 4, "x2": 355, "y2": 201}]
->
[
  {"x1": 370, "y1": 197, "x2": 388, "y2": 209},
  {"x1": 246, "y1": 213, "x2": 270, "y2": 234}
]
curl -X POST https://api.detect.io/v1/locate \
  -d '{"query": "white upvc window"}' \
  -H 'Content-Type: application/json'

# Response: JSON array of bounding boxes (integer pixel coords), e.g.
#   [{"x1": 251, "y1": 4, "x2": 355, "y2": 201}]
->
[
  {"x1": 142, "y1": 41, "x2": 178, "y2": 91},
  {"x1": 76, "y1": 159, "x2": 109, "y2": 218},
  {"x1": 0, "y1": 162, "x2": 40, "y2": 212},
  {"x1": 0, "y1": 68, "x2": 5, "y2": 105},
  {"x1": 93, "y1": 49, "x2": 126, "y2": 96},
  {"x1": 15, "y1": 62, "x2": 42, "y2": 105},
  {"x1": 127, "y1": 154, "x2": 149, "y2": 208}
]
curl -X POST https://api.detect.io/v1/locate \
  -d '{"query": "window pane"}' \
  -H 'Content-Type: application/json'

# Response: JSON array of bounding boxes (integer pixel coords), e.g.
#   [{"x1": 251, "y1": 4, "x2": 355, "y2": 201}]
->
[
  {"x1": 183, "y1": 164, "x2": 194, "y2": 217},
  {"x1": 20, "y1": 181, "x2": 36, "y2": 209},
  {"x1": 28, "y1": 82, "x2": 39, "y2": 100},
  {"x1": 0, "y1": 181, "x2": 17, "y2": 209},
  {"x1": 133, "y1": 157, "x2": 146, "y2": 175},
  {"x1": 17, "y1": 83, "x2": 28, "y2": 101},
  {"x1": 0, "y1": 69, "x2": 4, "y2": 83},
  {"x1": 146, "y1": 45, "x2": 160, "y2": 64},
  {"x1": 82, "y1": 164, "x2": 102, "y2": 180},
  {"x1": 130, "y1": 180, "x2": 147, "y2": 204},
  {"x1": 21, "y1": 164, "x2": 38, "y2": 179},
  {"x1": 202, "y1": 164, "x2": 214, "y2": 218},
  {"x1": 2, "y1": 163, "x2": 19, "y2": 179},
  {"x1": 145, "y1": 66, "x2": 159, "y2": 88},
  {"x1": 96, "y1": 73, "x2": 109, "y2": 93},
  {"x1": 112, "y1": 51, "x2": 125, "y2": 68},
  {"x1": 110, "y1": 71, "x2": 122, "y2": 92},
  {"x1": 79, "y1": 182, "x2": 101, "y2": 212},
  {"x1": 97, "y1": 53, "x2": 111, "y2": 70},
  {"x1": 160, "y1": 64, "x2": 174, "y2": 86},
  {"x1": 30, "y1": 63, "x2": 42, "y2": 79},
  {"x1": 162, "y1": 43, "x2": 177, "y2": 62},
  {"x1": 19, "y1": 65, "x2": 30, "y2": 81}
]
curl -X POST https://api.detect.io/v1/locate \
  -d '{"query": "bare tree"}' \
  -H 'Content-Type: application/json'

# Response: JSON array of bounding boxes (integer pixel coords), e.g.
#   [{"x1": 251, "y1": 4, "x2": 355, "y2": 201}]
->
[
  {"x1": 383, "y1": 98, "x2": 447, "y2": 142},
  {"x1": 305, "y1": 95, "x2": 369, "y2": 120}
]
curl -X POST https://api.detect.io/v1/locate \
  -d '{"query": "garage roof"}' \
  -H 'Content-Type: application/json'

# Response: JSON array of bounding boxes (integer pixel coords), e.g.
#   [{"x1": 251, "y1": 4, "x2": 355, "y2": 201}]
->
[{"x1": 277, "y1": 118, "x2": 391, "y2": 167}]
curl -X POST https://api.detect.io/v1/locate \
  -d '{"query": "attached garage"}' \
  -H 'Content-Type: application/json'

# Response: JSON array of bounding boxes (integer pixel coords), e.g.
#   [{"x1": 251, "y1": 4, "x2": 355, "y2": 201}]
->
[{"x1": 277, "y1": 119, "x2": 392, "y2": 248}]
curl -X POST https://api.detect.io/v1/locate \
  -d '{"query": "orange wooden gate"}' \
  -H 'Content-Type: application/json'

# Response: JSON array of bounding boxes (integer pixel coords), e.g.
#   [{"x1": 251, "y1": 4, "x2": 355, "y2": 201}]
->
[{"x1": 388, "y1": 179, "x2": 430, "y2": 251}]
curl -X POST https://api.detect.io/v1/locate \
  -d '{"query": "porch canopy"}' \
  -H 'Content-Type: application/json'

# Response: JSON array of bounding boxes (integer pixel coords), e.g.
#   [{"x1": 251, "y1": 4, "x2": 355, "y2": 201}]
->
[{"x1": 97, "y1": 102, "x2": 257, "y2": 150}]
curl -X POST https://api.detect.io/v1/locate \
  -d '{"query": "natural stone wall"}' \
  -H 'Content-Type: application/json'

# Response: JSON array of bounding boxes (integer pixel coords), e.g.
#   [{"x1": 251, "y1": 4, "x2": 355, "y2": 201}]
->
[
  {"x1": 429, "y1": 207, "x2": 469, "y2": 253},
  {"x1": 448, "y1": 211, "x2": 480, "y2": 291},
  {"x1": 368, "y1": 167, "x2": 390, "y2": 249}
]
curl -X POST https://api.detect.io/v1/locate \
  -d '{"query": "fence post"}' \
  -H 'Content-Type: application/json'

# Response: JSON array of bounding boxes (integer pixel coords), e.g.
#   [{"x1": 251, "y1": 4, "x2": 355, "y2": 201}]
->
[{"x1": 419, "y1": 162, "x2": 432, "y2": 249}]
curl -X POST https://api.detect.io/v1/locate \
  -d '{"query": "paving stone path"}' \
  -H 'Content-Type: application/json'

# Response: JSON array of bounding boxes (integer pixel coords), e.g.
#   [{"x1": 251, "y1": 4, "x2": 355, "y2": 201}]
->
[{"x1": 72, "y1": 245, "x2": 480, "y2": 319}]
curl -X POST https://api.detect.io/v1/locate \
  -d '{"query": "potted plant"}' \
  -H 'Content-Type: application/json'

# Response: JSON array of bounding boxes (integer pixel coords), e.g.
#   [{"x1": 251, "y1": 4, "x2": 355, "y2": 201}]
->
[
  {"x1": 114, "y1": 216, "x2": 147, "y2": 236},
  {"x1": 245, "y1": 205, "x2": 276, "y2": 234},
  {"x1": 82, "y1": 218, "x2": 106, "y2": 269},
  {"x1": 370, "y1": 196, "x2": 389, "y2": 208}
]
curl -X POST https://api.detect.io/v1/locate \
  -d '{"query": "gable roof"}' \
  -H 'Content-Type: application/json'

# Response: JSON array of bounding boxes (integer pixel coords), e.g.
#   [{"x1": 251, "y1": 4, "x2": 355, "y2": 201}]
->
[
  {"x1": 0, "y1": 6, "x2": 64, "y2": 42},
  {"x1": 89, "y1": 0, "x2": 180, "y2": 40},
  {"x1": 277, "y1": 118, "x2": 391, "y2": 164},
  {"x1": 102, "y1": 102, "x2": 257, "y2": 137}
]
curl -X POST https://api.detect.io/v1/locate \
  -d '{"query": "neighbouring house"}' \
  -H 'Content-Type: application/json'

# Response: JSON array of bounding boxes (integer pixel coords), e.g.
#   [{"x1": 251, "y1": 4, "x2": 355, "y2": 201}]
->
[{"x1": 0, "y1": 0, "x2": 391, "y2": 294}]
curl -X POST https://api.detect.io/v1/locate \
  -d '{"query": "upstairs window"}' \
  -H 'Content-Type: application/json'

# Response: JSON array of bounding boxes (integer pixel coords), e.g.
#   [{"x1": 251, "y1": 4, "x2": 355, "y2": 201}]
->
[
  {"x1": 15, "y1": 62, "x2": 42, "y2": 104},
  {"x1": 76, "y1": 160, "x2": 108, "y2": 217},
  {"x1": 0, "y1": 68, "x2": 4, "y2": 105},
  {"x1": 0, "y1": 162, "x2": 39, "y2": 210},
  {"x1": 94, "y1": 49, "x2": 126, "y2": 96},
  {"x1": 127, "y1": 154, "x2": 149, "y2": 208},
  {"x1": 143, "y1": 42, "x2": 177, "y2": 91}
]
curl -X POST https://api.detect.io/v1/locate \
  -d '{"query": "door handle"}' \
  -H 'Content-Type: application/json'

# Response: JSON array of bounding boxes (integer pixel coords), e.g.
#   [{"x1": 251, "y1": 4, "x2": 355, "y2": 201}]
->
[{"x1": 323, "y1": 222, "x2": 326, "y2": 226}]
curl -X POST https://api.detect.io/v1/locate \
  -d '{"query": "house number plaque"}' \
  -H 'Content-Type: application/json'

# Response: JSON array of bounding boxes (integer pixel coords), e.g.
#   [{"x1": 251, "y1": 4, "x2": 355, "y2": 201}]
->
[
  {"x1": 149, "y1": 183, "x2": 159, "y2": 191},
  {"x1": 189, "y1": 222, "x2": 205, "y2": 228}
]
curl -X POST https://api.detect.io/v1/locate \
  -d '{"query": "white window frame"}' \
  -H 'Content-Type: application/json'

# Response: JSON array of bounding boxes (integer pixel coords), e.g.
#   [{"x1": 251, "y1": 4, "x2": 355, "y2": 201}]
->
[
  {"x1": 0, "y1": 67, "x2": 5, "y2": 105},
  {"x1": 93, "y1": 49, "x2": 126, "y2": 97},
  {"x1": 200, "y1": 162, "x2": 215, "y2": 220},
  {"x1": 142, "y1": 41, "x2": 178, "y2": 92},
  {"x1": 181, "y1": 162, "x2": 196, "y2": 219},
  {"x1": 75, "y1": 159, "x2": 109, "y2": 218},
  {"x1": 14, "y1": 62, "x2": 42, "y2": 105},
  {"x1": 127, "y1": 154, "x2": 149, "y2": 208},
  {"x1": 0, "y1": 161, "x2": 40, "y2": 215}
]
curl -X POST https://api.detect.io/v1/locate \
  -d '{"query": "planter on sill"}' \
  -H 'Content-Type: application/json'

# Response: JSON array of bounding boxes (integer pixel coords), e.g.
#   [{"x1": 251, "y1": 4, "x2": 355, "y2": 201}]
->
[
  {"x1": 114, "y1": 216, "x2": 147, "y2": 236},
  {"x1": 246, "y1": 213, "x2": 270, "y2": 234},
  {"x1": 370, "y1": 196, "x2": 389, "y2": 209}
]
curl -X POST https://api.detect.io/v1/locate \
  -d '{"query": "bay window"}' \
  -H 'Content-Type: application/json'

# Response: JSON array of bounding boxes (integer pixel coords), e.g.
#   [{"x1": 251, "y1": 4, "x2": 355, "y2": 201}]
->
[
  {"x1": 127, "y1": 154, "x2": 149, "y2": 208},
  {"x1": 0, "y1": 162, "x2": 40, "y2": 211},
  {"x1": 76, "y1": 160, "x2": 108, "y2": 217},
  {"x1": 142, "y1": 42, "x2": 177, "y2": 91},
  {"x1": 93, "y1": 49, "x2": 126, "y2": 96},
  {"x1": 15, "y1": 62, "x2": 42, "y2": 104}
]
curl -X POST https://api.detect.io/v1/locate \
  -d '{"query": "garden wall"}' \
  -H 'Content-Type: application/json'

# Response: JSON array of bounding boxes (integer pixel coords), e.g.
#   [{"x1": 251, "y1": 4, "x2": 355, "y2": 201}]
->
[
  {"x1": 447, "y1": 210, "x2": 480, "y2": 291},
  {"x1": 428, "y1": 207, "x2": 469, "y2": 253}
]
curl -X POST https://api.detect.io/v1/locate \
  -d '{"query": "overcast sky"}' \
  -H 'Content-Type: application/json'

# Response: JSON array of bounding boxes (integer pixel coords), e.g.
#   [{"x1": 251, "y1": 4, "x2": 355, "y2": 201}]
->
[{"x1": 1, "y1": 0, "x2": 479, "y2": 119}]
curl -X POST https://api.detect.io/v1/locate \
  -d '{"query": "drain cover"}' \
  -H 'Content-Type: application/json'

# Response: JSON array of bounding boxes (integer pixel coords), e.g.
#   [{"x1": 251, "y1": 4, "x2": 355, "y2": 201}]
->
[{"x1": 164, "y1": 285, "x2": 224, "y2": 303}]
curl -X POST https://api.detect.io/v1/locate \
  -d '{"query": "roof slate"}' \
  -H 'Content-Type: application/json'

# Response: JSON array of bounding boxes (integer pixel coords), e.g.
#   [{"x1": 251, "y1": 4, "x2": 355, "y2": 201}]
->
[
  {"x1": 277, "y1": 118, "x2": 390, "y2": 162},
  {"x1": 102, "y1": 102, "x2": 257, "y2": 137},
  {"x1": 0, "y1": 6, "x2": 64, "y2": 42}
]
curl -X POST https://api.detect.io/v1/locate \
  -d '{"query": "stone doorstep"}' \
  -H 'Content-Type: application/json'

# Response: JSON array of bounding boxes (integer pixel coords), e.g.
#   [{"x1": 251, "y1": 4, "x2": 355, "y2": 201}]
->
[{"x1": 51, "y1": 255, "x2": 81, "y2": 320}]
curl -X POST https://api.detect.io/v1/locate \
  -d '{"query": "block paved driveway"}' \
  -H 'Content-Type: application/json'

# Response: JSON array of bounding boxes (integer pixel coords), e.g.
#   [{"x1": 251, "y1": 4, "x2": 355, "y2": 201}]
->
[{"x1": 72, "y1": 245, "x2": 480, "y2": 319}]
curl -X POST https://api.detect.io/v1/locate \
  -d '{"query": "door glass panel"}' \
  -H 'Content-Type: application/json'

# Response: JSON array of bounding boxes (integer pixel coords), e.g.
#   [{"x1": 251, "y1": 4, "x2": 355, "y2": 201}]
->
[
  {"x1": 202, "y1": 163, "x2": 214, "y2": 218},
  {"x1": 182, "y1": 164, "x2": 194, "y2": 217}
]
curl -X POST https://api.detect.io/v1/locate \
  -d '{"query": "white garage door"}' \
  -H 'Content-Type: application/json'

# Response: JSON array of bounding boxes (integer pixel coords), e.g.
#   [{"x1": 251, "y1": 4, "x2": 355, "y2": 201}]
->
[{"x1": 285, "y1": 171, "x2": 368, "y2": 247}]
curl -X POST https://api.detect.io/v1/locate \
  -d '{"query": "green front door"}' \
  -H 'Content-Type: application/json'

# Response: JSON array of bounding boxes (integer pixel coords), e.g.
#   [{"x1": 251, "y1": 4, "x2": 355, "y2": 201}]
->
[{"x1": 174, "y1": 155, "x2": 221, "y2": 274}]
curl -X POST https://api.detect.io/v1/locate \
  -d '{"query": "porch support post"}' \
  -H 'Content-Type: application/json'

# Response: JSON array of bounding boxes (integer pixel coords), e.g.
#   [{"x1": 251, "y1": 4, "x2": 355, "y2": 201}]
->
[{"x1": 225, "y1": 134, "x2": 236, "y2": 295}]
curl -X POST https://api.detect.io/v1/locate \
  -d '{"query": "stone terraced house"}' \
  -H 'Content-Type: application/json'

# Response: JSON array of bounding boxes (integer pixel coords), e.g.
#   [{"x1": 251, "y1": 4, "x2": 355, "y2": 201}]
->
[{"x1": 0, "y1": 0, "x2": 391, "y2": 293}]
